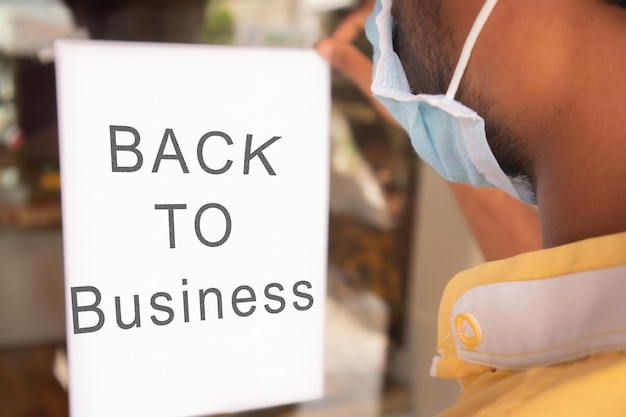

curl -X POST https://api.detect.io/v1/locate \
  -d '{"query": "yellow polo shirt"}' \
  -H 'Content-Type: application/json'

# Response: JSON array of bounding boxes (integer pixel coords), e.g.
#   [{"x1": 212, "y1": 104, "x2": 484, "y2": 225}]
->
[{"x1": 432, "y1": 231, "x2": 626, "y2": 416}]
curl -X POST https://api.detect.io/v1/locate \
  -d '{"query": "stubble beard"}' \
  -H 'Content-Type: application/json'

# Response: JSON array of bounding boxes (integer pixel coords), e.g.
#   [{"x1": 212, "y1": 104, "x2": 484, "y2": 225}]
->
[{"x1": 391, "y1": 0, "x2": 536, "y2": 195}]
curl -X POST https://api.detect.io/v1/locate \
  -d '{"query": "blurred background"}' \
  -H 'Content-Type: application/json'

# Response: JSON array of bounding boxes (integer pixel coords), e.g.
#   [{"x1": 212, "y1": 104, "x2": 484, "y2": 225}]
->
[{"x1": 0, "y1": 0, "x2": 485, "y2": 416}]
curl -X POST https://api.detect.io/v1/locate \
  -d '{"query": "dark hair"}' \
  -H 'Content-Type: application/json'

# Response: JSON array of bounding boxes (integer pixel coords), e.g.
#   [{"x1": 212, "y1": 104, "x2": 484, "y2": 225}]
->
[
  {"x1": 391, "y1": 0, "x2": 455, "y2": 95},
  {"x1": 607, "y1": 0, "x2": 626, "y2": 7}
]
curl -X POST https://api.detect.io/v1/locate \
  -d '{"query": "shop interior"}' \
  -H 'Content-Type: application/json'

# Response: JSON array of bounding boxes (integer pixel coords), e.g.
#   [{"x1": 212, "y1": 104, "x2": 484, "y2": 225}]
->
[{"x1": 0, "y1": 1, "x2": 485, "y2": 416}]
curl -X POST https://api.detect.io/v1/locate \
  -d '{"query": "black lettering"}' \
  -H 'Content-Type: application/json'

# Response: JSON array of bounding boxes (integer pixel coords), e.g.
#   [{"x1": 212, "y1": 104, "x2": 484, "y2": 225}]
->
[
  {"x1": 152, "y1": 128, "x2": 189, "y2": 173},
  {"x1": 182, "y1": 279, "x2": 190, "y2": 323},
  {"x1": 232, "y1": 285, "x2": 256, "y2": 317},
  {"x1": 194, "y1": 203, "x2": 231, "y2": 247},
  {"x1": 115, "y1": 295, "x2": 141, "y2": 329},
  {"x1": 155, "y1": 204, "x2": 187, "y2": 248},
  {"x1": 110, "y1": 125, "x2": 143, "y2": 172},
  {"x1": 264, "y1": 283, "x2": 285, "y2": 314},
  {"x1": 150, "y1": 292, "x2": 174, "y2": 325},
  {"x1": 244, "y1": 134, "x2": 280, "y2": 175},
  {"x1": 71, "y1": 286, "x2": 105, "y2": 334},
  {"x1": 293, "y1": 281, "x2": 314, "y2": 311},
  {"x1": 197, "y1": 131, "x2": 233, "y2": 174},
  {"x1": 199, "y1": 288, "x2": 223, "y2": 320}
]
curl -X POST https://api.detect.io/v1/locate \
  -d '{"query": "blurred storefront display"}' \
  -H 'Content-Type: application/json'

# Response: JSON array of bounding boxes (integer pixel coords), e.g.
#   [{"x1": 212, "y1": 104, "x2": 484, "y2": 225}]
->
[{"x1": 0, "y1": 1, "x2": 418, "y2": 416}]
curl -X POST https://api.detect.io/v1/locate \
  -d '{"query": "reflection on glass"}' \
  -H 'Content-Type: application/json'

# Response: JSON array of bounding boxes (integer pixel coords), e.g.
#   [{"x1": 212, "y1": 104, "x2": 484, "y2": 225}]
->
[{"x1": 0, "y1": 1, "x2": 416, "y2": 416}]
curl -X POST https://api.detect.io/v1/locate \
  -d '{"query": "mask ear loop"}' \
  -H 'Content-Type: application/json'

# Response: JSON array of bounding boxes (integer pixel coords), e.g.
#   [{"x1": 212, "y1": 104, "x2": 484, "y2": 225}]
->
[{"x1": 445, "y1": 0, "x2": 499, "y2": 100}]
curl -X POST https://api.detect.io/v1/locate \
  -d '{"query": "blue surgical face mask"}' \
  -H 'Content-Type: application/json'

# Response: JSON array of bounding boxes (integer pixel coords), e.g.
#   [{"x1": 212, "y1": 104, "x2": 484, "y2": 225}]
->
[{"x1": 366, "y1": 0, "x2": 534, "y2": 204}]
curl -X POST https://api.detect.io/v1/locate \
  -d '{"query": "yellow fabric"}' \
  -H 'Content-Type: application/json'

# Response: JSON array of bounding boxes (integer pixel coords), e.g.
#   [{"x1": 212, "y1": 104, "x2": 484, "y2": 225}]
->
[
  {"x1": 433, "y1": 231, "x2": 626, "y2": 416},
  {"x1": 439, "y1": 352, "x2": 626, "y2": 417}
]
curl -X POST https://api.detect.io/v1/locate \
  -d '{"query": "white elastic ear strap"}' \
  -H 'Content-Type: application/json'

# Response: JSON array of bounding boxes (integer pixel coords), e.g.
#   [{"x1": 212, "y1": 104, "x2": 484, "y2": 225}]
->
[{"x1": 446, "y1": 0, "x2": 499, "y2": 100}]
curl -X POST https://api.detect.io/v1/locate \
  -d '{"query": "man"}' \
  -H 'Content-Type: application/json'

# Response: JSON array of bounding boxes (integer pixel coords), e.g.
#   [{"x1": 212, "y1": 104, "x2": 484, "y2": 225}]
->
[
  {"x1": 318, "y1": 0, "x2": 626, "y2": 415},
  {"x1": 317, "y1": 0, "x2": 542, "y2": 262}
]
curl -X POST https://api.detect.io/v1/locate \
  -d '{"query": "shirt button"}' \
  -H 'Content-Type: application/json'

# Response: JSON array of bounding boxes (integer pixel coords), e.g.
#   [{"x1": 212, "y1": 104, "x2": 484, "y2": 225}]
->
[{"x1": 454, "y1": 312, "x2": 482, "y2": 349}]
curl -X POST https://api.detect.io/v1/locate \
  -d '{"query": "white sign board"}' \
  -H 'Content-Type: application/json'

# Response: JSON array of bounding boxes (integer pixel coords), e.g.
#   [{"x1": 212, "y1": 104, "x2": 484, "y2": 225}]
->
[{"x1": 55, "y1": 39, "x2": 330, "y2": 417}]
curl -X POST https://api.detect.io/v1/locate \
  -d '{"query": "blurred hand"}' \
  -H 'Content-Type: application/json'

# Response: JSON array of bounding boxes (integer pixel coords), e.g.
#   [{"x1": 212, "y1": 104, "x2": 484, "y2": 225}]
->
[{"x1": 315, "y1": 0, "x2": 398, "y2": 125}]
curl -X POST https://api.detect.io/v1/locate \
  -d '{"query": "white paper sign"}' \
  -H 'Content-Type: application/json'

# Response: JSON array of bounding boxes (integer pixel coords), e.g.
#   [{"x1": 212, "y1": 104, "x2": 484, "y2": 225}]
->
[{"x1": 55, "y1": 39, "x2": 330, "y2": 417}]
